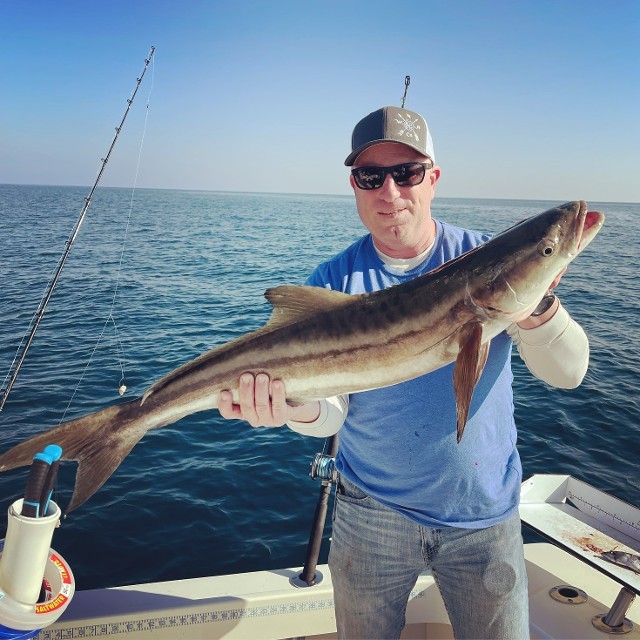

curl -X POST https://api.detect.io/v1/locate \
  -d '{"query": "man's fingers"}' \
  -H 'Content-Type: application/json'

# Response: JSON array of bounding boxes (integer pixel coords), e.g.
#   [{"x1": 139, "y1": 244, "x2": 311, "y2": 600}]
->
[
  {"x1": 218, "y1": 389, "x2": 241, "y2": 420},
  {"x1": 254, "y1": 373, "x2": 273, "y2": 423},
  {"x1": 218, "y1": 373, "x2": 288, "y2": 427},
  {"x1": 270, "y1": 379, "x2": 288, "y2": 424},
  {"x1": 238, "y1": 373, "x2": 260, "y2": 426}
]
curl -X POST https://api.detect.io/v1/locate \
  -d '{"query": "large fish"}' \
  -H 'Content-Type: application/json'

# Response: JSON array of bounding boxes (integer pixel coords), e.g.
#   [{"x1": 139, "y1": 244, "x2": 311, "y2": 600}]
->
[{"x1": 0, "y1": 201, "x2": 604, "y2": 513}]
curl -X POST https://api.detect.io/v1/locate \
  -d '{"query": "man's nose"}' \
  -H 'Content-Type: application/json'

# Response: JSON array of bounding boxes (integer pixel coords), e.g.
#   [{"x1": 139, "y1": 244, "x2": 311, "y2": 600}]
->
[{"x1": 378, "y1": 173, "x2": 400, "y2": 201}]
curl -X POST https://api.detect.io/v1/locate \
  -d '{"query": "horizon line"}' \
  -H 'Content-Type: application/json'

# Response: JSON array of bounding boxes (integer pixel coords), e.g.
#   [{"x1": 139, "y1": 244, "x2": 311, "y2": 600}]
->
[{"x1": 1, "y1": 182, "x2": 637, "y2": 206}]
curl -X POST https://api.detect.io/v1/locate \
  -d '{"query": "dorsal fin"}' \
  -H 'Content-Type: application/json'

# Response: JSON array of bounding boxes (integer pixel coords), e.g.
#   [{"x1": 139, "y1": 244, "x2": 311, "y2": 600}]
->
[
  {"x1": 265, "y1": 285, "x2": 353, "y2": 329},
  {"x1": 141, "y1": 285, "x2": 354, "y2": 405}
]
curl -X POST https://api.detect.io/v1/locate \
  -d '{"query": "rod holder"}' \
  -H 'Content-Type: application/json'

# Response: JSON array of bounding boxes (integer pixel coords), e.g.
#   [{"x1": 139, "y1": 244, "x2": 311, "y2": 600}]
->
[
  {"x1": 0, "y1": 500, "x2": 75, "y2": 636},
  {"x1": 0, "y1": 500, "x2": 61, "y2": 605},
  {"x1": 592, "y1": 586, "x2": 635, "y2": 635}
]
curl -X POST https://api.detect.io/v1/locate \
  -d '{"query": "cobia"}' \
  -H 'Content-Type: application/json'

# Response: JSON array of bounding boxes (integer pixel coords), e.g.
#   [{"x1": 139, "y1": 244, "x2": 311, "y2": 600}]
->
[{"x1": 0, "y1": 201, "x2": 604, "y2": 513}]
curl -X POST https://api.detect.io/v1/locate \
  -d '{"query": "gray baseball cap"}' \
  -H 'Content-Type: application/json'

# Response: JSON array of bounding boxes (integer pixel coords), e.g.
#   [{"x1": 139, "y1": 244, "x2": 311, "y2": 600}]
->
[{"x1": 345, "y1": 106, "x2": 435, "y2": 166}]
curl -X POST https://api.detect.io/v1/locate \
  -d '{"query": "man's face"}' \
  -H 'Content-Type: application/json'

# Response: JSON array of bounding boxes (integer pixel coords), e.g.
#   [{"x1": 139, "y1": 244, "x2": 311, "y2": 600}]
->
[{"x1": 350, "y1": 142, "x2": 440, "y2": 258}]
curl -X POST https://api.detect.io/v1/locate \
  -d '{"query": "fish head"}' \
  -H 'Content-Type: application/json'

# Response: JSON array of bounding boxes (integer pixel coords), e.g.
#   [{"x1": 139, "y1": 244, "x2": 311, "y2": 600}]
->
[{"x1": 467, "y1": 201, "x2": 605, "y2": 324}]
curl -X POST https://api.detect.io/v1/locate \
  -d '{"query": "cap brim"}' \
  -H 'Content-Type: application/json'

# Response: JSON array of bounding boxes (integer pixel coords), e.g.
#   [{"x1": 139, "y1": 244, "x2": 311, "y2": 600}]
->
[
  {"x1": 345, "y1": 140, "x2": 433, "y2": 166},
  {"x1": 344, "y1": 140, "x2": 385, "y2": 166}
]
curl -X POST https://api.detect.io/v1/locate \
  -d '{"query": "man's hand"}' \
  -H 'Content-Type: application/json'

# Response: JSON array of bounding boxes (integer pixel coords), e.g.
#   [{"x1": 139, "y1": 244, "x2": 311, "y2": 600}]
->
[
  {"x1": 548, "y1": 267, "x2": 567, "y2": 291},
  {"x1": 218, "y1": 373, "x2": 320, "y2": 427},
  {"x1": 517, "y1": 267, "x2": 567, "y2": 329}
]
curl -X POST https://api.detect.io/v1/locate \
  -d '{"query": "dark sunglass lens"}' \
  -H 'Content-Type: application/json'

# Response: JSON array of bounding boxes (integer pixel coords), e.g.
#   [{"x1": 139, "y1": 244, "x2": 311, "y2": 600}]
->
[
  {"x1": 393, "y1": 163, "x2": 425, "y2": 186},
  {"x1": 353, "y1": 163, "x2": 428, "y2": 189},
  {"x1": 354, "y1": 168, "x2": 384, "y2": 190}
]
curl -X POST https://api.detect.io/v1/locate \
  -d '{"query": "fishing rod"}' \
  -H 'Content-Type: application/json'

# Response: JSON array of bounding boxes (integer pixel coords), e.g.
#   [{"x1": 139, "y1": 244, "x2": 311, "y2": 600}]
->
[
  {"x1": 401, "y1": 75, "x2": 410, "y2": 108},
  {"x1": 292, "y1": 74, "x2": 413, "y2": 587},
  {"x1": 0, "y1": 46, "x2": 155, "y2": 414},
  {"x1": 291, "y1": 434, "x2": 339, "y2": 587}
]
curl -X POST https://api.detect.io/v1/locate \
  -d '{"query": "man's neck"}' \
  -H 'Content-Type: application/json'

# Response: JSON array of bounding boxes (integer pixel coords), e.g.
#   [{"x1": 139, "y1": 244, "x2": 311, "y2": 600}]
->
[{"x1": 373, "y1": 237, "x2": 436, "y2": 272}]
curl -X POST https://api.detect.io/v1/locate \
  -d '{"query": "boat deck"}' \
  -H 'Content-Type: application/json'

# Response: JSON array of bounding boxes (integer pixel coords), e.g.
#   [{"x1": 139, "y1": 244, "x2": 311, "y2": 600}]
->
[
  {"x1": 34, "y1": 542, "x2": 638, "y2": 639},
  {"x1": 28, "y1": 475, "x2": 640, "y2": 638}
]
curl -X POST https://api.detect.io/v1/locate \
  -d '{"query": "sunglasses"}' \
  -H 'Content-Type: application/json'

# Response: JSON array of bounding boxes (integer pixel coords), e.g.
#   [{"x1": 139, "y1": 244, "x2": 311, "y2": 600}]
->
[{"x1": 351, "y1": 161, "x2": 433, "y2": 190}]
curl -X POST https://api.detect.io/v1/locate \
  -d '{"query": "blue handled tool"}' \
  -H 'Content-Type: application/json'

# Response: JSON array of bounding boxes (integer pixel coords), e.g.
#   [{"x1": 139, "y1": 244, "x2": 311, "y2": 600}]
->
[
  {"x1": 38, "y1": 444, "x2": 63, "y2": 517},
  {"x1": 21, "y1": 452, "x2": 53, "y2": 518}
]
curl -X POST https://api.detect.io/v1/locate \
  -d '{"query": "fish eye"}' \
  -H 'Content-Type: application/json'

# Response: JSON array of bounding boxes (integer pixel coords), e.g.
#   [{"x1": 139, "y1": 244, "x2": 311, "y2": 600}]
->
[{"x1": 537, "y1": 240, "x2": 555, "y2": 257}]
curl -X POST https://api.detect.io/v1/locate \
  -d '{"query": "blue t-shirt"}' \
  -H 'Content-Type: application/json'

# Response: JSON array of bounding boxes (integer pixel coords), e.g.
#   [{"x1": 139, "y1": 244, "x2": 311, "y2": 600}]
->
[{"x1": 307, "y1": 219, "x2": 522, "y2": 529}]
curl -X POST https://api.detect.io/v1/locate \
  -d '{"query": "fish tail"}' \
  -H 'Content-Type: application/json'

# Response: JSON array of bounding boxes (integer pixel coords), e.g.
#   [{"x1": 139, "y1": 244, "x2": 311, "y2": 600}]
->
[{"x1": 0, "y1": 398, "x2": 146, "y2": 514}]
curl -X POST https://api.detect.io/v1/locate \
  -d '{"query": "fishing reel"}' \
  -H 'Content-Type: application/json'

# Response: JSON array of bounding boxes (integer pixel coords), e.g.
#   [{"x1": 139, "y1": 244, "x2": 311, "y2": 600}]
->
[{"x1": 310, "y1": 452, "x2": 338, "y2": 486}]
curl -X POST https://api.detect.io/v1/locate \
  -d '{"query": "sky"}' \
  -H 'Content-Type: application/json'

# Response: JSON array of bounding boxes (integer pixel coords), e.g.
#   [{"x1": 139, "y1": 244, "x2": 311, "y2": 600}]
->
[{"x1": 1, "y1": 0, "x2": 638, "y2": 202}]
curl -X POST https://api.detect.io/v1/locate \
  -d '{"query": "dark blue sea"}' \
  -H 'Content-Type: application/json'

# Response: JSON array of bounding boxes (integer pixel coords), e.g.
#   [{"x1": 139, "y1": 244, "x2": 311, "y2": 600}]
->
[{"x1": 0, "y1": 184, "x2": 638, "y2": 591}]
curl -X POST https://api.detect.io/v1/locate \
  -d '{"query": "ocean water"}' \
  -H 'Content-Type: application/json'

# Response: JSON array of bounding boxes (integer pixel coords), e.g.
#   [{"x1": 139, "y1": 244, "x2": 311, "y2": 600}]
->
[{"x1": 0, "y1": 184, "x2": 638, "y2": 591}]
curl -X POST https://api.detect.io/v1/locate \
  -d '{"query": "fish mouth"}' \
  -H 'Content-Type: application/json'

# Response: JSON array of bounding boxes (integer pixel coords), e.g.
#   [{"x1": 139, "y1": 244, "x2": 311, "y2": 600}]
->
[{"x1": 576, "y1": 200, "x2": 605, "y2": 254}]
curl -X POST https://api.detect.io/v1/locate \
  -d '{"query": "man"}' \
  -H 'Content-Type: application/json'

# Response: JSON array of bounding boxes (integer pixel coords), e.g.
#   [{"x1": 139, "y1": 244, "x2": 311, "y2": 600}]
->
[{"x1": 218, "y1": 106, "x2": 589, "y2": 639}]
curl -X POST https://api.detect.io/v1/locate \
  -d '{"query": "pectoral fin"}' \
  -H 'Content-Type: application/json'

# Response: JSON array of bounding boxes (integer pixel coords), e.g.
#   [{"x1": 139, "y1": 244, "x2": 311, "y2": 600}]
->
[{"x1": 453, "y1": 322, "x2": 489, "y2": 443}]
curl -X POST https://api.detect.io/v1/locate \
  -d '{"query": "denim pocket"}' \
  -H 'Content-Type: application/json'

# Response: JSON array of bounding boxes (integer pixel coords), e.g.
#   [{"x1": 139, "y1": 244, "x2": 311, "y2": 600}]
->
[
  {"x1": 333, "y1": 475, "x2": 370, "y2": 524},
  {"x1": 336, "y1": 475, "x2": 370, "y2": 503}
]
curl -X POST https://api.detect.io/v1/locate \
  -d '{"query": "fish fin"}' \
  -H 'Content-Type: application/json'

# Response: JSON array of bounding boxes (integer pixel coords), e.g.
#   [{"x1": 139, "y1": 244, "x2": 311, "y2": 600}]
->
[
  {"x1": 453, "y1": 322, "x2": 489, "y2": 443},
  {"x1": 0, "y1": 399, "x2": 147, "y2": 514},
  {"x1": 264, "y1": 285, "x2": 353, "y2": 329}
]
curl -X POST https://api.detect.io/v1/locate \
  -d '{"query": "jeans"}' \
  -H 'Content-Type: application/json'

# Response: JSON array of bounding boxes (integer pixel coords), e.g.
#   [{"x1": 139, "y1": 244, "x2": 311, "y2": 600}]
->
[{"x1": 328, "y1": 476, "x2": 529, "y2": 640}]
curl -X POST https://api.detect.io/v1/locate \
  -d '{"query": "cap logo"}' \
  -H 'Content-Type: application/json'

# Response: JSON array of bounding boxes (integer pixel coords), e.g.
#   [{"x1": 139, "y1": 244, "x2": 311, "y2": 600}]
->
[{"x1": 394, "y1": 112, "x2": 422, "y2": 142}]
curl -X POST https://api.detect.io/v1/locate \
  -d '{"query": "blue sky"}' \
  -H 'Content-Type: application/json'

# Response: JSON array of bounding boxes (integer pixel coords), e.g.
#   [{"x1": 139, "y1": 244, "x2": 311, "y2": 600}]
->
[{"x1": 1, "y1": 0, "x2": 638, "y2": 202}]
